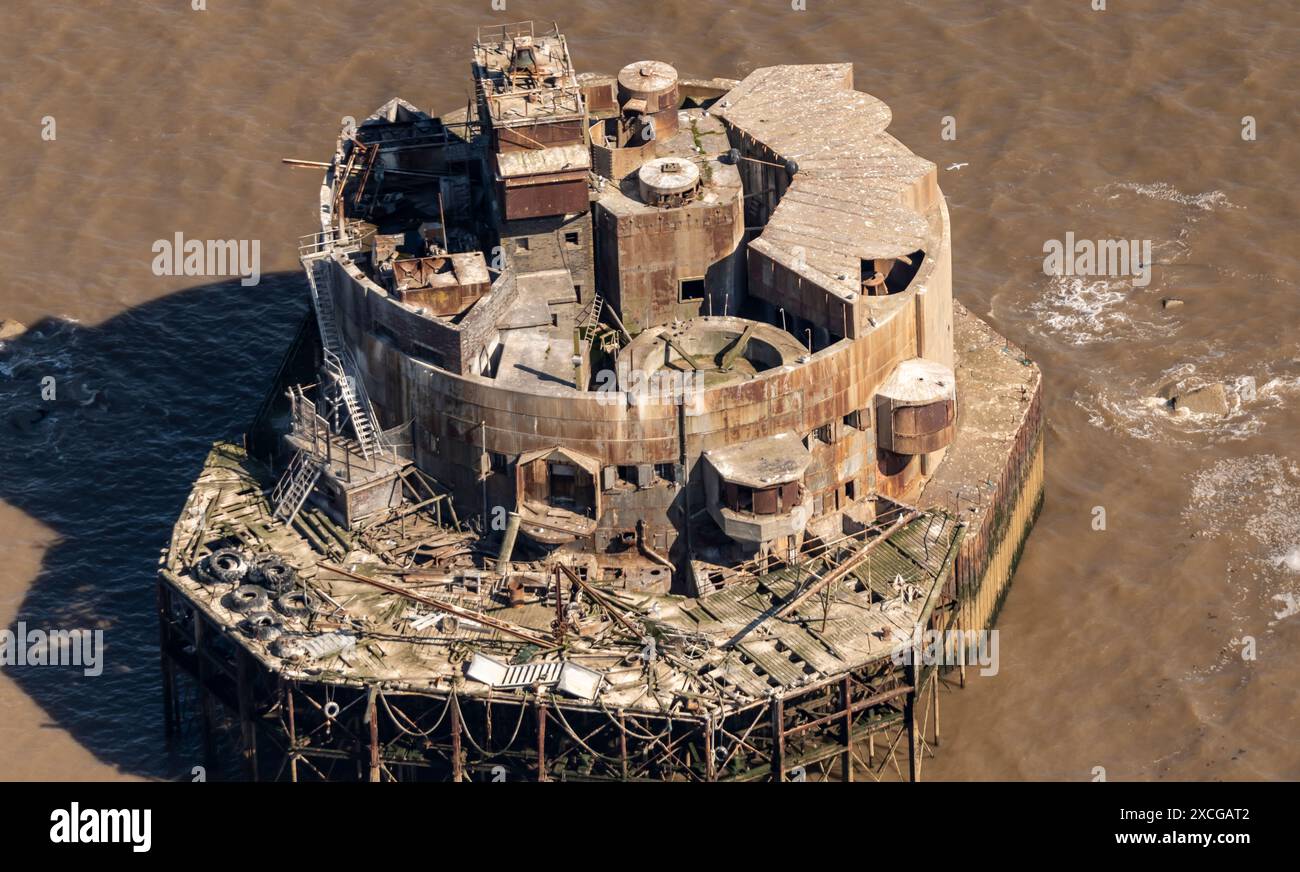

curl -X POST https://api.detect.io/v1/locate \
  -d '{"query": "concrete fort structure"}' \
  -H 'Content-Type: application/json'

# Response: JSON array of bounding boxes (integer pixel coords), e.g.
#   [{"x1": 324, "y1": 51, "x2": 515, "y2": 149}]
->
[
  {"x1": 297, "y1": 23, "x2": 966, "y2": 592},
  {"x1": 156, "y1": 21, "x2": 1044, "y2": 782}
]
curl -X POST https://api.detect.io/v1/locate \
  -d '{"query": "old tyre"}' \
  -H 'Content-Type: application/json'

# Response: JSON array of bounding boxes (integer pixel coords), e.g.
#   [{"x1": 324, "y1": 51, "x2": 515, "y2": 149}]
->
[
  {"x1": 250, "y1": 555, "x2": 297, "y2": 594},
  {"x1": 239, "y1": 611, "x2": 283, "y2": 642},
  {"x1": 275, "y1": 589, "x2": 320, "y2": 619},
  {"x1": 224, "y1": 585, "x2": 269, "y2": 614},
  {"x1": 190, "y1": 558, "x2": 221, "y2": 586},
  {"x1": 207, "y1": 548, "x2": 249, "y2": 584}
]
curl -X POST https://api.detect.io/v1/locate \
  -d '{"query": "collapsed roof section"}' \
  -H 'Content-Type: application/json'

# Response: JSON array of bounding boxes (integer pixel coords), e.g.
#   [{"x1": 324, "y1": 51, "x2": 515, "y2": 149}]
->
[{"x1": 716, "y1": 63, "x2": 939, "y2": 326}]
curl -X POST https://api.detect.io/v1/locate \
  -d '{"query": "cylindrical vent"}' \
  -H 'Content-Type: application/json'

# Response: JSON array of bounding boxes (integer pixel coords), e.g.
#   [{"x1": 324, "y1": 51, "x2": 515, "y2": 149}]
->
[
  {"x1": 617, "y1": 61, "x2": 680, "y2": 113},
  {"x1": 637, "y1": 157, "x2": 700, "y2": 206}
]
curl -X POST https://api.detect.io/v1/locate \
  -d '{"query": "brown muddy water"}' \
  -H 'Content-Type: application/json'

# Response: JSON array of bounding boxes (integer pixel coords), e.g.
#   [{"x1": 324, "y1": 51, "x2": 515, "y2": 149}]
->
[{"x1": 1, "y1": 0, "x2": 1297, "y2": 780}]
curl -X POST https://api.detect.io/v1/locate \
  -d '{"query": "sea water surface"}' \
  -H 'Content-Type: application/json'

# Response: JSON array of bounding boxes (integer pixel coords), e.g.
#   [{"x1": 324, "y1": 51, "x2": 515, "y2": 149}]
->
[{"x1": 1, "y1": 0, "x2": 1297, "y2": 779}]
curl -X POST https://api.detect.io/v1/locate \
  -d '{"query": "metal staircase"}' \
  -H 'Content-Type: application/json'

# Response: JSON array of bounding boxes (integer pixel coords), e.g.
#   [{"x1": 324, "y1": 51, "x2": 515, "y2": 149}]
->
[
  {"x1": 301, "y1": 251, "x2": 386, "y2": 459},
  {"x1": 271, "y1": 449, "x2": 323, "y2": 524}
]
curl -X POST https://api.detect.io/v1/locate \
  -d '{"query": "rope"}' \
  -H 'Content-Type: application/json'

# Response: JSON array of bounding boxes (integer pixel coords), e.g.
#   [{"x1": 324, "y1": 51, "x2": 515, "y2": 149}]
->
[
  {"x1": 378, "y1": 690, "x2": 451, "y2": 738},
  {"x1": 549, "y1": 701, "x2": 625, "y2": 764},
  {"x1": 596, "y1": 697, "x2": 673, "y2": 743},
  {"x1": 453, "y1": 691, "x2": 528, "y2": 758}
]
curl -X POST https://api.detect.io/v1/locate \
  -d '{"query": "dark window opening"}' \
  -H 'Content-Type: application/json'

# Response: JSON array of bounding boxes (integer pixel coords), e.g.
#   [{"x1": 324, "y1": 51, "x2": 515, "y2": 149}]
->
[
  {"x1": 723, "y1": 481, "x2": 752, "y2": 513},
  {"x1": 542, "y1": 460, "x2": 595, "y2": 516},
  {"x1": 885, "y1": 249, "x2": 926, "y2": 293},
  {"x1": 844, "y1": 409, "x2": 868, "y2": 430},
  {"x1": 679, "y1": 278, "x2": 705, "y2": 302},
  {"x1": 564, "y1": 231, "x2": 580, "y2": 248},
  {"x1": 654, "y1": 463, "x2": 676, "y2": 483},
  {"x1": 722, "y1": 480, "x2": 800, "y2": 515},
  {"x1": 861, "y1": 250, "x2": 927, "y2": 296},
  {"x1": 861, "y1": 259, "x2": 882, "y2": 295},
  {"x1": 549, "y1": 462, "x2": 576, "y2": 503}
]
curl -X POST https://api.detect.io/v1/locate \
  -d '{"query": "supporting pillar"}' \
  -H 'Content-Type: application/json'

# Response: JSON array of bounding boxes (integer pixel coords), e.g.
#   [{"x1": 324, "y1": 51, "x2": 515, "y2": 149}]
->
[
  {"x1": 450, "y1": 694, "x2": 464, "y2": 783},
  {"x1": 932, "y1": 670, "x2": 941, "y2": 748},
  {"x1": 841, "y1": 675, "x2": 853, "y2": 783},
  {"x1": 771, "y1": 695, "x2": 786, "y2": 782},
  {"x1": 156, "y1": 579, "x2": 178, "y2": 738},
  {"x1": 704, "y1": 717, "x2": 716, "y2": 782},
  {"x1": 619, "y1": 709, "x2": 628, "y2": 781},
  {"x1": 193, "y1": 613, "x2": 217, "y2": 768},
  {"x1": 536, "y1": 700, "x2": 548, "y2": 782},
  {"x1": 236, "y1": 649, "x2": 259, "y2": 781},
  {"x1": 905, "y1": 665, "x2": 920, "y2": 783},
  {"x1": 367, "y1": 686, "x2": 380, "y2": 782},
  {"x1": 285, "y1": 679, "x2": 299, "y2": 783}
]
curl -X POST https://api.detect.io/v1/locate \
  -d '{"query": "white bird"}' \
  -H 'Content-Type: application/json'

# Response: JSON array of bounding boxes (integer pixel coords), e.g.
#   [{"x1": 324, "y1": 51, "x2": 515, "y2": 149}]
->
[{"x1": 946, "y1": 162, "x2": 969, "y2": 171}]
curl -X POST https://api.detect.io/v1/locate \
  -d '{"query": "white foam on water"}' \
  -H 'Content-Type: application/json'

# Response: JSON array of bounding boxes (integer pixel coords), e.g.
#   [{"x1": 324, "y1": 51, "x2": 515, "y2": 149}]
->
[
  {"x1": 1030, "y1": 274, "x2": 1172, "y2": 346},
  {"x1": 1108, "y1": 182, "x2": 1235, "y2": 213},
  {"x1": 1183, "y1": 455, "x2": 1300, "y2": 635},
  {"x1": 1077, "y1": 357, "x2": 1300, "y2": 445},
  {"x1": 1035, "y1": 182, "x2": 1240, "y2": 347},
  {"x1": 1276, "y1": 546, "x2": 1300, "y2": 574}
]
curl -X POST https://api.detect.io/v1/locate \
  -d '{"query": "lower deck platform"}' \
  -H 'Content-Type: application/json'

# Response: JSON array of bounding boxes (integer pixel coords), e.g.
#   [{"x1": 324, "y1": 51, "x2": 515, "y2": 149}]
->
[{"x1": 156, "y1": 305, "x2": 1045, "y2": 781}]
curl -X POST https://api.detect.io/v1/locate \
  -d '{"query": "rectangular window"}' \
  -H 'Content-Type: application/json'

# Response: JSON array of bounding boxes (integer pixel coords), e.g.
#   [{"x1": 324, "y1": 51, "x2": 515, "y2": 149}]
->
[
  {"x1": 679, "y1": 278, "x2": 705, "y2": 302},
  {"x1": 515, "y1": 238, "x2": 531, "y2": 254},
  {"x1": 549, "y1": 462, "x2": 576, "y2": 505},
  {"x1": 844, "y1": 409, "x2": 868, "y2": 430},
  {"x1": 564, "y1": 231, "x2": 580, "y2": 248}
]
